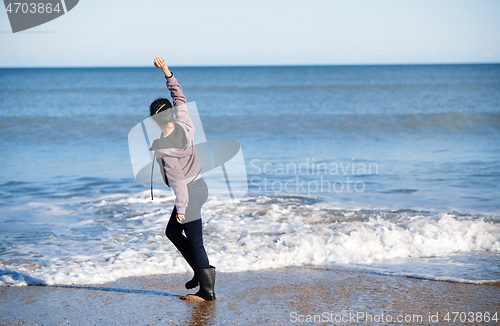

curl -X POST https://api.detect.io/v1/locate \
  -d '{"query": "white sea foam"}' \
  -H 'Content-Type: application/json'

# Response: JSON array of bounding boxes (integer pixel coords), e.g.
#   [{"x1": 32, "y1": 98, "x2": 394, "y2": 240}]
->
[{"x1": 1, "y1": 192, "x2": 499, "y2": 286}]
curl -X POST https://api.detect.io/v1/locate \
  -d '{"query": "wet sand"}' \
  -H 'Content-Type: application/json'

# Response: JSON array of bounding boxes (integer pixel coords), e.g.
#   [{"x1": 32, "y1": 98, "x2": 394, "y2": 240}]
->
[{"x1": 1, "y1": 266, "x2": 499, "y2": 325}]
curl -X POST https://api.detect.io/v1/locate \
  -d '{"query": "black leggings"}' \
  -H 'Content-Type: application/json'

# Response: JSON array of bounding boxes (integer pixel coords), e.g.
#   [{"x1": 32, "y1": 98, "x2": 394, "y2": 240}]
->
[{"x1": 165, "y1": 177, "x2": 210, "y2": 269}]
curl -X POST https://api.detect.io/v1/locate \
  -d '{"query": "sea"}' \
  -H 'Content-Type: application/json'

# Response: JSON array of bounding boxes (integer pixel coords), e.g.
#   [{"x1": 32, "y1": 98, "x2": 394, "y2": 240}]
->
[{"x1": 0, "y1": 64, "x2": 499, "y2": 286}]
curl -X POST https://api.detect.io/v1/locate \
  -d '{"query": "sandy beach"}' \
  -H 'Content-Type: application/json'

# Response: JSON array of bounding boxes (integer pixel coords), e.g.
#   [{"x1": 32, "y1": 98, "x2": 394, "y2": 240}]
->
[{"x1": 1, "y1": 266, "x2": 499, "y2": 325}]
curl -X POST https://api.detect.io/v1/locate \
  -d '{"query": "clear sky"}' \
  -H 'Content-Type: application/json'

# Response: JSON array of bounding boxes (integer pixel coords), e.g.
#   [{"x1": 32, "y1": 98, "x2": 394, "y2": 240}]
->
[{"x1": 1, "y1": 0, "x2": 499, "y2": 67}]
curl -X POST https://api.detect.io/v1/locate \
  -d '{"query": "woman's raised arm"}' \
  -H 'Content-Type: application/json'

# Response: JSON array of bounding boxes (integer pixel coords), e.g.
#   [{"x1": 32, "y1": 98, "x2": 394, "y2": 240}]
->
[
  {"x1": 153, "y1": 56, "x2": 172, "y2": 78},
  {"x1": 153, "y1": 56, "x2": 187, "y2": 107}
]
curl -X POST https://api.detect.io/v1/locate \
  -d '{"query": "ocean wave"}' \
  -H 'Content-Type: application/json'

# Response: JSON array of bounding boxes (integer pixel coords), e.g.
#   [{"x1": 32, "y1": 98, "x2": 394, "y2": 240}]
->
[
  {"x1": 0, "y1": 115, "x2": 141, "y2": 143},
  {"x1": 1, "y1": 192, "x2": 498, "y2": 286},
  {"x1": 1, "y1": 111, "x2": 498, "y2": 145},
  {"x1": 201, "y1": 111, "x2": 500, "y2": 137}
]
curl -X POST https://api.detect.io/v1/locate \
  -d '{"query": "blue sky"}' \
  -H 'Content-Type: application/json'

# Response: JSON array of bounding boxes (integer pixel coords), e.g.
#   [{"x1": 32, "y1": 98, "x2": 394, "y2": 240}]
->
[{"x1": 1, "y1": 0, "x2": 499, "y2": 67}]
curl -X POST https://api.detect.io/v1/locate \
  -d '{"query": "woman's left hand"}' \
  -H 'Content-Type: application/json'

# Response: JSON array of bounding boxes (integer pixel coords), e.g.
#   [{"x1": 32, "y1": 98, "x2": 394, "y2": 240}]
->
[
  {"x1": 176, "y1": 214, "x2": 185, "y2": 223},
  {"x1": 154, "y1": 56, "x2": 172, "y2": 78},
  {"x1": 153, "y1": 56, "x2": 167, "y2": 69}
]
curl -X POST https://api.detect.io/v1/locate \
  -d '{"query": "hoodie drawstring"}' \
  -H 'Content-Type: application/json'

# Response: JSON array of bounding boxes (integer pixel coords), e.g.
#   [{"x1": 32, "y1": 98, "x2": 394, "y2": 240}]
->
[{"x1": 151, "y1": 155, "x2": 155, "y2": 200}]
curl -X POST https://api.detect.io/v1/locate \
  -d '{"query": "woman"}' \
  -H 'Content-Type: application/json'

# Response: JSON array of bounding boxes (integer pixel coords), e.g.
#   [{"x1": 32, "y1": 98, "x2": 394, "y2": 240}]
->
[{"x1": 149, "y1": 56, "x2": 215, "y2": 301}]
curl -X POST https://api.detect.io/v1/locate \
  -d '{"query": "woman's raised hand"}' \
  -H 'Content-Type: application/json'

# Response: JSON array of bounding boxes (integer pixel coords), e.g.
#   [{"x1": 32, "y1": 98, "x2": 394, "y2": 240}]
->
[
  {"x1": 153, "y1": 56, "x2": 167, "y2": 69},
  {"x1": 154, "y1": 56, "x2": 172, "y2": 77}
]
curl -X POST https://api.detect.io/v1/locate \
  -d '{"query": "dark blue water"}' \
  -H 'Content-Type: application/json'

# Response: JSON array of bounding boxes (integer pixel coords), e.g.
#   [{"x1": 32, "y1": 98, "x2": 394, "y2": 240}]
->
[{"x1": 1, "y1": 65, "x2": 499, "y2": 212}]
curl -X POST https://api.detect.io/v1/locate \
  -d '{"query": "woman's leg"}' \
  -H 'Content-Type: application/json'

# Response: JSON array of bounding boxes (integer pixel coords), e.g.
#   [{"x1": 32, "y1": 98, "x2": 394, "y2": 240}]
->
[
  {"x1": 165, "y1": 206, "x2": 197, "y2": 269},
  {"x1": 165, "y1": 178, "x2": 211, "y2": 295},
  {"x1": 182, "y1": 178, "x2": 210, "y2": 269},
  {"x1": 183, "y1": 218, "x2": 209, "y2": 269},
  {"x1": 181, "y1": 178, "x2": 216, "y2": 301}
]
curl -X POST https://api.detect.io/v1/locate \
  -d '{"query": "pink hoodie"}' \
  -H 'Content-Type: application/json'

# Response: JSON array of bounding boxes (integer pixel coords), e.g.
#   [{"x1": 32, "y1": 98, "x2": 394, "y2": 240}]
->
[{"x1": 149, "y1": 74, "x2": 202, "y2": 214}]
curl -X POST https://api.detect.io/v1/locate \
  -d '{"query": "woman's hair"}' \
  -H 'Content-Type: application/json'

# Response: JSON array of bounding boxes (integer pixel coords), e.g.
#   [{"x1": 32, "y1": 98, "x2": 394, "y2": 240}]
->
[{"x1": 150, "y1": 98, "x2": 174, "y2": 126}]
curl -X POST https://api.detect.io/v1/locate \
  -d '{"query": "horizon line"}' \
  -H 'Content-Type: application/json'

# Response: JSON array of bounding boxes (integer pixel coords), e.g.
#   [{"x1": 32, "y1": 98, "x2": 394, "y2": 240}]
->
[{"x1": 1, "y1": 61, "x2": 499, "y2": 69}]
